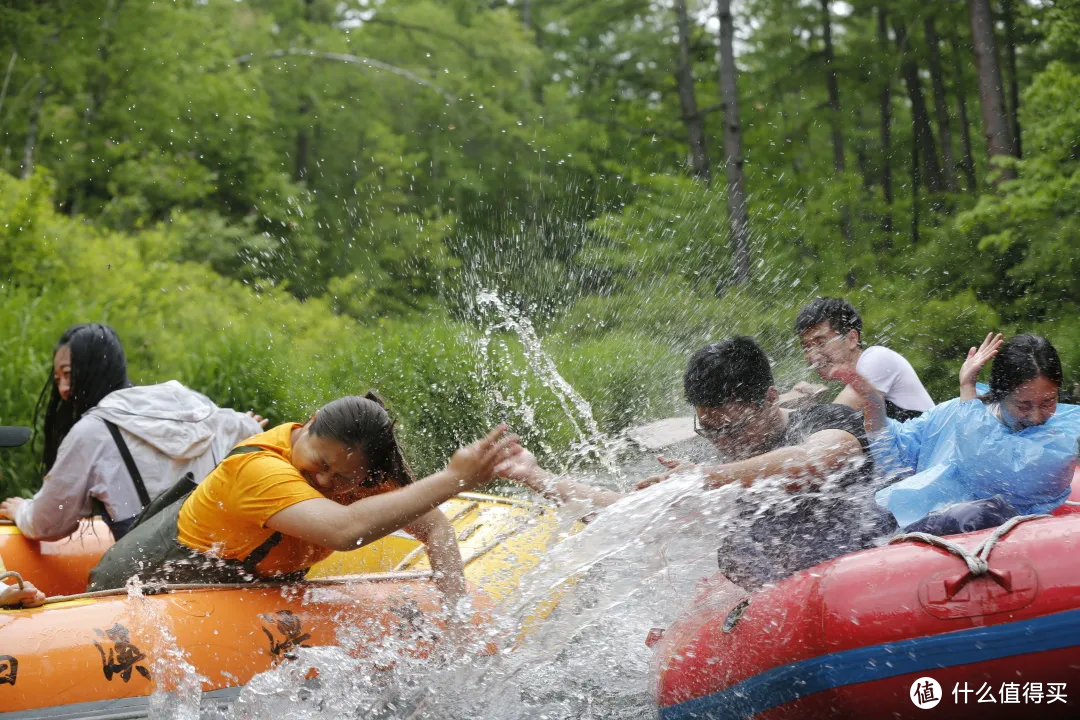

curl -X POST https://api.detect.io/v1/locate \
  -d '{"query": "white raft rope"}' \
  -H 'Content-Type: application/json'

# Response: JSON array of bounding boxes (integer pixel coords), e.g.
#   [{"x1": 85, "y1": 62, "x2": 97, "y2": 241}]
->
[
  {"x1": 888, "y1": 513, "x2": 1048, "y2": 576},
  {"x1": 0, "y1": 570, "x2": 26, "y2": 589}
]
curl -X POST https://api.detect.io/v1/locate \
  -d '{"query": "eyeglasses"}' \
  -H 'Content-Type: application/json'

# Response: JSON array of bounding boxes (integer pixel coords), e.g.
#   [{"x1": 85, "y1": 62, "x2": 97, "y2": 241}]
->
[
  {"x1": 694, "y1": 412, "x2": 753, "y2": 440},
  {"x1": 800, "y1": 333, "x2": 848, "y2": 352}
]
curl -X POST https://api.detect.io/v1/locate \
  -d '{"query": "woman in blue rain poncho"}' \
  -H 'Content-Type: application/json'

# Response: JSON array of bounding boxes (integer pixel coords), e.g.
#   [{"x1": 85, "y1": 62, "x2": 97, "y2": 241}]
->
[{"x1": 833, "y1": 334, "x2": 1080, "y2": 535}]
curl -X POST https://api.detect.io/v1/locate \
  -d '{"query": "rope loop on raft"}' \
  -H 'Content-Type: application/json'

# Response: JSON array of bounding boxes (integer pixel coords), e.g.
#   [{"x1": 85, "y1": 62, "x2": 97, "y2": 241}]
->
[
  {"x1": 889, "y1": 513, "x2": 1048, "y2": 576},
  {"x1": 0, "y1": 570, "x2": 26, "y2": 590}
]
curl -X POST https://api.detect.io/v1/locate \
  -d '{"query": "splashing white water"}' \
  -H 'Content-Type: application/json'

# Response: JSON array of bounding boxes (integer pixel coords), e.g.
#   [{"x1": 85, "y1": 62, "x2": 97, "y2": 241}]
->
[
  {"x1": 203, "y1": 471, "x2": 752, "y2": 720},
  {"x1": 473, "y1": 289, "x2": 625, "y2": 476},
  {"x1": 118, "y1": 580, "x2": 207, "y2": 720}
]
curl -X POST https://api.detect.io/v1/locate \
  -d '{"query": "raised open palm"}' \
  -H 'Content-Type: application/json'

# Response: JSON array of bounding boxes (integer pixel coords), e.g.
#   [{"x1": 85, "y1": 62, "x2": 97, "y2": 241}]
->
[{"x1": 959, "y1": 332, "x2": 1004, "y2": 398}]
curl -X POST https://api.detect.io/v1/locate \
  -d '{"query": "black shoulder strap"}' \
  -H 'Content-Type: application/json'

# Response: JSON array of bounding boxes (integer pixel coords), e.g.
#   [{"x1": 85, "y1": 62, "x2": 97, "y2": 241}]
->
[
  {"x1": 227, "y1": 444, "x2": 267, "y2": 459},
  {"x1": 129, "y1": 443, "x2": 269, "y2": 533},
  {"x1": 226, "y1": 444, "x2": 284, "y2": 570},
  {"x1": 105, "y1": 420, "x2": 151, "y2": 508},
  {"x1": 245, "y1": 531, "x2": 285, "y2": 569}
]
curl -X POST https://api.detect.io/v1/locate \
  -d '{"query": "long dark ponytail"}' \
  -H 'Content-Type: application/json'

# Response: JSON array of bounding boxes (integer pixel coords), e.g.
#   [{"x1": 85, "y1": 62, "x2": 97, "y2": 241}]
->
[
  {"x1": 308, "y1": 391, "x2": 416, "y2": 487},
  {"x1": 35, "y1": 324, "x2": 131, "y2": 474}
]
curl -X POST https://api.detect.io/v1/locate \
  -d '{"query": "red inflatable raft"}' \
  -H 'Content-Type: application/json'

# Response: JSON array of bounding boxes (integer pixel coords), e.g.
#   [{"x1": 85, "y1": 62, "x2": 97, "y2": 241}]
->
[{"x1": 653, "y1": 478, "x2": 1080, "y2": 719}]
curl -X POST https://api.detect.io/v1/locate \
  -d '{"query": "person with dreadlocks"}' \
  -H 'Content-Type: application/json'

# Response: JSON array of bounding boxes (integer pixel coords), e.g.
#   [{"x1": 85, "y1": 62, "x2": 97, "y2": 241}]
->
[{"x1": 0, "y1": 324, "x2": 264, "y2": 541}]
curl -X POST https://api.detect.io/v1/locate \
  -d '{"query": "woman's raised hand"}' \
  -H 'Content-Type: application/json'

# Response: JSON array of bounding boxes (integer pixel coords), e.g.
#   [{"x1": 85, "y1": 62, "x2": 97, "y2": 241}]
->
[
  {"x1": 445, "y1": 424, "x2": 517, "y2": 490},
  {"x1": 959, "y1": 332, "x2": 1004, "y2": 401},
  {"x1": 657, "y1": 455, "x2": 687, "y2": 470}
]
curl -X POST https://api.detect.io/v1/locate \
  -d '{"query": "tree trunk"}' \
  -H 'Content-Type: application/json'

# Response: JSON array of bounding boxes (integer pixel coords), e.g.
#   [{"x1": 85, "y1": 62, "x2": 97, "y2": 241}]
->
[
  {"x1": 894, "y1": 21, "x2": 944, "y2": 194},
  {"x1": 675, "y1": 0, "x2": 710, "y2": 182},
  {"x1": 717, "y1": 0, "x2": 749, "y2": 288},
  {"x1": 295, "y1": 97, "x2": 311, "y2": 182},
  {"x1": 923, "y1": 16, "x2": 957, "y2": 191},
  {"x1": 966, "y1": 0, "x2": 1016, "y2": 180},
  {"x1": 955, "y1": 87, "x2": 978, "y2": 192},
  {"x1": 0, "y1": 51, "x2": 16, "y2": 123},
  {"x1": 295, "y1": 0, "x2": 316, "y2": 184},
  {"x1": 877, "y1": 8, "x2": 893, "y2": 239},
  {"x1": 73, "y1": 0, "x2": 124, "y2": 215},
  {"x1": 21, "y1": 75, "x2": 45, "y2": 179},
  {"x1": 85, "y1": 0, "x2": 122, "y2": 143},
  {"x1": 820, "y1": 0, "x2": 844, "y2": 174},
  {"x1": 910, "y1": 116, "x2": 920, "y2": 245},
  {"x1": 821, "y1": 0, "x2": 853, "y2": 254},
  {"x1": 855, "y1": 107, "x2": 871, "y2": 190},
  {"x1": 1001, "y1": 0, "x2": 1021, "y2": 156},
  {"x1": 949, "y1": 34, "x2": 978, "y2": 192}
]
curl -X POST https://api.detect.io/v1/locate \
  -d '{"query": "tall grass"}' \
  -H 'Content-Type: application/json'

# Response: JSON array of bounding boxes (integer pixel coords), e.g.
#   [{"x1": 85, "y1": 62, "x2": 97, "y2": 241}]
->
[{"x1": 0, "y1": 172, "x2": 693, "y2": 494}]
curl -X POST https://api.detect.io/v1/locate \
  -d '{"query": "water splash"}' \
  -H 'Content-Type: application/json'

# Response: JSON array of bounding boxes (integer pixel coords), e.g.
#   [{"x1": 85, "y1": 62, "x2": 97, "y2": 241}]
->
[
  {"x1": 415, "y1": 472, "x2": 741, "y2": 720},
  {"x1": 472, "y1": 289, "x2": 624, "y2": 476},
  {"x1": 208, "y1": 471, "x2": 753, "y2": 720},
  {"x1": 118, "y1": 580, "x2": 206, "y2": 720}
]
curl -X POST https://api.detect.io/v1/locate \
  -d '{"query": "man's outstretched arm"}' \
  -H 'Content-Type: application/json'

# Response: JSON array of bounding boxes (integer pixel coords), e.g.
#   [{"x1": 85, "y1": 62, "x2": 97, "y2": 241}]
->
[
  {"x1": 698, "y1": 429, "x2": 864, "y2": 491},
  {"x1": 497, "y1": 445, "x2": 624, "y2": 509}
]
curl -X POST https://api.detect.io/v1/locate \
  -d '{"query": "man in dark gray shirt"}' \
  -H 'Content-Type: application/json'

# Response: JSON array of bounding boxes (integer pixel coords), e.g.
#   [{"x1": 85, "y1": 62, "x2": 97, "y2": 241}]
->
[{"x1": 500, "y1": 336, "x2": 895, "y2": 587}]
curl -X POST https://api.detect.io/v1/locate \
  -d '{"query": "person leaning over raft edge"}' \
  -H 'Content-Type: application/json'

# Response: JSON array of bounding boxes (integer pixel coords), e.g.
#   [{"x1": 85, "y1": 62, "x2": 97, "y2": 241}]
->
[
  {"x1": 497, "y1": 336, "x2": 896, "y2": 589},
  {"x1": 0, "y1": 324, "x2": 265, "y2": 541},
  {"x1": 88, "y1": 392, "x2": 519, "y2": 612}
]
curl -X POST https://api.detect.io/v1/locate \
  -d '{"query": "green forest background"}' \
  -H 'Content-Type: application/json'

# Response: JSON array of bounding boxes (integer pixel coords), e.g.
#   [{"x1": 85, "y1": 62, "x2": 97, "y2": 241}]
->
[{"x1": 1, "y1": 0, "x2": 1078, "y2": 495}]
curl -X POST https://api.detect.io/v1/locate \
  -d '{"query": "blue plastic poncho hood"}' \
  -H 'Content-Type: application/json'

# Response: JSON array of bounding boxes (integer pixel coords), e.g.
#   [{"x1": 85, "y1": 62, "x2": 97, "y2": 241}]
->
[{"x1": 873, "y1": 399, "x2": 1080, "y2": 528}]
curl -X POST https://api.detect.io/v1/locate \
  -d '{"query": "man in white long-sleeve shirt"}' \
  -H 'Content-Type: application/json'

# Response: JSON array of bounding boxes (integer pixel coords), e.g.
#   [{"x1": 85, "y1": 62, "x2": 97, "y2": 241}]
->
[{"x1": 0, "y1": 381, "x2": 263, "y2": 541}]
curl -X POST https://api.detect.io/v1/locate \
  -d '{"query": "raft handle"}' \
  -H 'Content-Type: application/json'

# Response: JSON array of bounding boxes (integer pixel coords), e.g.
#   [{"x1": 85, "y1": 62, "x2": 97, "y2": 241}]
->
[
  {"x1": 723, "y1": 597, "x2": 751, "y2": 633},
  {"x1": 943, "y1": 567, "x2": 1013, "y2": 601}
]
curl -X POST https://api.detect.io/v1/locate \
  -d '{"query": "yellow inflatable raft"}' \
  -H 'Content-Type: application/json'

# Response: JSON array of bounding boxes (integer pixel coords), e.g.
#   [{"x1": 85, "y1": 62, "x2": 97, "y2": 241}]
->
[{"x1": 0, "y1": 492, "x2": 568, "y2": 717}]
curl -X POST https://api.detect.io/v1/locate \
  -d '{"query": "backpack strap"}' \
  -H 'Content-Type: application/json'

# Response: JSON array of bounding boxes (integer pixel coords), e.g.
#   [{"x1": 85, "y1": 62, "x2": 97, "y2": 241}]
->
[
  {"x1": 227, "y1": 444, "x2": 269, "y2": 458},
  {"x1": 223, "y1": 444, "x2": 286, "y2": 571},
  {"x1": 104, "y1": 420, "x2": 151, "y2": 508},
  {"x1": 244, "y1": 531, "x2": 285, "y2": 569}
]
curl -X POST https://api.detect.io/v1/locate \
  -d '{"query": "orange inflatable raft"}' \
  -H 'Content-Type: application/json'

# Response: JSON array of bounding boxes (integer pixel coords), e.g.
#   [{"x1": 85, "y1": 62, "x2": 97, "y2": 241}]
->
[
  {"x1": 0, "y1": 492, "x2": 568, "y2": 718},
  {"x1": 1, "y1": 574, "x2": 488, "y2": 718}
]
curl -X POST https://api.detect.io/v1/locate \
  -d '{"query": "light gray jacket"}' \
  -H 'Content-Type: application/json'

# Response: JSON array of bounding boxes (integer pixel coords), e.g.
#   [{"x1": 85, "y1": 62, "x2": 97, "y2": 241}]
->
[{"x1": 15, "y1": 381, "x2": 261, "y2": 540}]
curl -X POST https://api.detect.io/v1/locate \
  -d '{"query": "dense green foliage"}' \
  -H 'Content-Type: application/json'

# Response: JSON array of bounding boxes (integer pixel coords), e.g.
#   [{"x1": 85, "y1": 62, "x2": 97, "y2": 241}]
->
[{"x1": 1, "y1": 0, "x2": 1079, "y2": 495}]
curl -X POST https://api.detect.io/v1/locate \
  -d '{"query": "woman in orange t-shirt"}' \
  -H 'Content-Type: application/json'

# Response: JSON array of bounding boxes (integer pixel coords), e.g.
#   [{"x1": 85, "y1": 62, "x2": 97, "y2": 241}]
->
[{"x1": 88, "y1": 393, "x2": 516, "y2": 606}]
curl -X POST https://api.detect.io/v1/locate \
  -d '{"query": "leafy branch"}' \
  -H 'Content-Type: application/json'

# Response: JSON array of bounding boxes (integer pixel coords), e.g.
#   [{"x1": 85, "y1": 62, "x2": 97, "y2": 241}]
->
[{"x1": 233, "y1": 48, "x2": 455, "y2": 105}]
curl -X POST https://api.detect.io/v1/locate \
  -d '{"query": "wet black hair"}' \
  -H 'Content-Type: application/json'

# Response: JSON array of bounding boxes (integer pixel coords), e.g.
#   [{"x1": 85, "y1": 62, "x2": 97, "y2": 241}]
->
[
  {"x1": 309, "y1": 391, "x2": 416, "y2": 486},
  {"x1": 794, "y1": 297, "x2": 863, "y2": 341},
  {"x1": 684, "y1": 337, "x2": 774, "y2": 407},
  {"x1": 35, "y1": 324, "x2": 132, "y2": 474},
  {"x1": 984, "y1": 334, "x2": 1063, "y2": 403}
]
